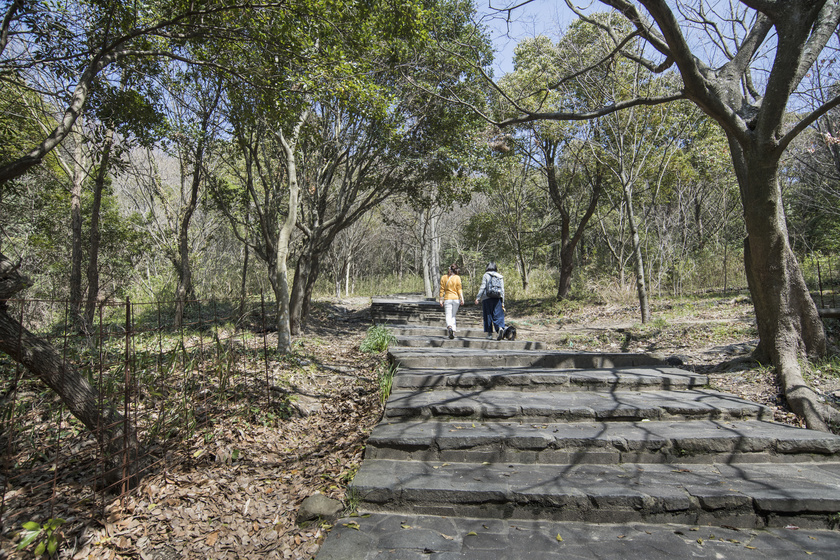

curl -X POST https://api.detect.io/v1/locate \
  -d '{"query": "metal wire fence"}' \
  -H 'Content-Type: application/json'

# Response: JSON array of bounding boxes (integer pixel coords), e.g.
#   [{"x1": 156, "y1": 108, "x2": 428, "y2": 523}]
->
[{"x1": 0, "y1": 296, "x2": 285, "y2": 541}]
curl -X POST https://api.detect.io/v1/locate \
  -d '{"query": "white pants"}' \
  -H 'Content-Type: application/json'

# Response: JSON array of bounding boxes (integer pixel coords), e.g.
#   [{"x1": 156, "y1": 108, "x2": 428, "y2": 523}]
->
[{"x1": 444, "y1": 300, "x2": 460, "y2": 330}]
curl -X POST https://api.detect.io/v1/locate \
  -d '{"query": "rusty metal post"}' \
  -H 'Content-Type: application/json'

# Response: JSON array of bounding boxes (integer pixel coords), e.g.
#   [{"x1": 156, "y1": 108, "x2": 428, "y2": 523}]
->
[
  {"x1": 817, "y1": 257, "x2": 825, "y2": 309},
  {"x1": 122, "y1": 298, "x2": 132, "y2": 501},
  {"x1": 261, "y1": 291, "x2": 270, "y2": 406},
  {"x1": 97, "y1": 303, "x2": 105, "y2": 518}
]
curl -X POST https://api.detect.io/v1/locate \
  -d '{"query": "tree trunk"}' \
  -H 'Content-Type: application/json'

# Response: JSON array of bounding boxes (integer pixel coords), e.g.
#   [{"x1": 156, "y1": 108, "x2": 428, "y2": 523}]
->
[
  {"x1": 174, "y1": 142, "x2": 204, "y2": 329},
  {"x1": 273, "y1": 112, "x2": 308, "y2": 353},
  {"x1": 430, "y1": 212, "x2": 440, "y2": 287},
  {"x1": 290, "y1": 236, "x2": 329, "y2": 333},
  {"x1": 301, "y1": 252, "x2": 321, "y2": 326},
  {"x1": 735, "y1": 143, "x2": 834, "y2": 430},
  {"x1": 622, "y1": 180, "x2": 650, "y2": 323},
  {"x1": 0, "y1": 254, "x2": 142, "y2": 488},
  {"x1": 421, "y1": 213, "x2": 433, "y2": 298},
  {"x1": 557, "y1": 243, "x2": 575, "y2": 299},
  {"x1": 345, "y1": 256, "x2": 351, "y2": 297},
  {"x1": 84, "y1": 128, "x2": 114, "y2": 327},
  {"x1": 238, "y1": 213, "x2": 250, "y2": 322},
  {"x1": 69, "y1": 138, "x2": 85, "y2": 328},
  {"x1": 289, "y1": 245, "x2": 315, "y2": 335},
  {"x1": 511, "y1": 235, "x2": 529, "y2": 293},
  {"x1": 549, "y1": 160, "x2": 601, "y2": 300}
]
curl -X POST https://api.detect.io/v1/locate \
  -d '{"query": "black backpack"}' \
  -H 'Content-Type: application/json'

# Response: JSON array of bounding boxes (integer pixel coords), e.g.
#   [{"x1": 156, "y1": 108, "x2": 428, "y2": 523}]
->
[{"x1": 486, "y1": 274, "x2": 502, "y2": 298}]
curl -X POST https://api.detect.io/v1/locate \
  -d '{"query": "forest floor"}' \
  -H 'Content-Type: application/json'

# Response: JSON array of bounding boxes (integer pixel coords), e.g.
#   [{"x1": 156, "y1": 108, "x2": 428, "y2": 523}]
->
[{"x1": 6, "y1": 292, "x2": 840, "y2": 560}]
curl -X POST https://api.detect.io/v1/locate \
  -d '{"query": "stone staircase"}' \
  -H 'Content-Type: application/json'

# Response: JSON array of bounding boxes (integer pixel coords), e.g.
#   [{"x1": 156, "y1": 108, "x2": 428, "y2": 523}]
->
[
  {"x1": 371, "y1": 297, "x2": 483, "y2": 326},
  {"x1": 317, "y1": 303, "x2": 840, "y2": 559}
]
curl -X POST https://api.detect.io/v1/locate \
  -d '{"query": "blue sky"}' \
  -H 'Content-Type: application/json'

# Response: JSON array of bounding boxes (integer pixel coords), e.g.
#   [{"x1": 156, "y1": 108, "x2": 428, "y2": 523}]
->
[{"x1": 474, "y1": 0, "x2": 579, "y2": 75}]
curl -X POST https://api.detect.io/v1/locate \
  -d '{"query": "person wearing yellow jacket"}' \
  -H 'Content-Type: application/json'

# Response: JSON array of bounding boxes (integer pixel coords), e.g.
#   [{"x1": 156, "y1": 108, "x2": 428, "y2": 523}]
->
[{"x1": 439, "y1": 263, "x2": 464, "y2": 339}]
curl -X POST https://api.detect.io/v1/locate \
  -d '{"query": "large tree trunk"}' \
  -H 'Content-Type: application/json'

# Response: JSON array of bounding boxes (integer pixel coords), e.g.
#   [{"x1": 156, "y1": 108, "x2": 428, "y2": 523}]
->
[
  {"x1": 0, "y1": 254, "x2": 142, "y2": 488},
  {"x1": 734, "y1": 142, "x2": 835, "y2": 430}
]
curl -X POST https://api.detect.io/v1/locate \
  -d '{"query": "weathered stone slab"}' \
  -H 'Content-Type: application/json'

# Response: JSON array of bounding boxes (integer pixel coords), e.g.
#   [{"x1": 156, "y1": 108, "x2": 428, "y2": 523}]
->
[
  {"x1": 318, "y1": 513, "x2": 840, "y2": 560},
  {"x1": 392, "y1": 366, "x2": 708, "y2": 392},
  {"x1": 394, "y1": 335, "x2": 546, "y2": 350},
  {"x1": 365, "y1": 419, "x2": 840, "y2": 463},
  {"x1": 350, "y1": 459, "x2": 840, "y2": 526},
  {"x1": 389, "y1": 348, "x2": 667, "y2": 369},
  {"x1": 383, "y1": 389, "x2": 771, "y2": 422}
]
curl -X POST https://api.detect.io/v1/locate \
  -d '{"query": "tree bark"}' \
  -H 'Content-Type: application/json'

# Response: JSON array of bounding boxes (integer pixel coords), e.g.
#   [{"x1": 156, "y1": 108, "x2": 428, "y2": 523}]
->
[
  {"x1": 289, "y1": 243, "x2": 316, "y2": 335},
  {"x1": 273, "y1": 111, "x2": 309, "y2": 353},
  {"x1": 622, "y1": 180, "x2": 650, "y2": 323},
  {"x1": 69, "y1": 138, "x2": 85, "y2": 327},
  {"x1": 238, "y1": 210, "x2": 250, "y2": 322},
  {"x1": 734, "y1": 143, "x2": 834, "y2": 429},
  {"x1": 421, "y1": 212, "x2": 433, "y2": 298}
]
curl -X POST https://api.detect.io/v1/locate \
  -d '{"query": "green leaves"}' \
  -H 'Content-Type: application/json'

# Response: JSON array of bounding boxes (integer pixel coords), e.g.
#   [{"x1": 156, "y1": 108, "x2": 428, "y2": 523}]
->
[{"x1": 17, "y1": 518, "x2": 65, "y2": 555}]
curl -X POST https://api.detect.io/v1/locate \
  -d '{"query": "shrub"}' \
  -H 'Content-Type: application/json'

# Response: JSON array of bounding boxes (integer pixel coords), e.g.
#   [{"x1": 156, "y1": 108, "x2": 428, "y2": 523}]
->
[{"x1": 360, "y1": 324, "x2": 396, "y2": 353}]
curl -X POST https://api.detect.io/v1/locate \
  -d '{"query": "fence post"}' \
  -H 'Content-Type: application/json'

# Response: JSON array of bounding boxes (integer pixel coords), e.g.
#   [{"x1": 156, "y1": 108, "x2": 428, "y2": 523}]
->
[
  {"x1": 261, "y1": 292, "x2": 270, "y2": 407},
  {"x1": 817, "y1": 258, "x2": 825, "y2": 309},
  {"x1": 122, "y1": 298, "x2": 132, "y2": 500}
]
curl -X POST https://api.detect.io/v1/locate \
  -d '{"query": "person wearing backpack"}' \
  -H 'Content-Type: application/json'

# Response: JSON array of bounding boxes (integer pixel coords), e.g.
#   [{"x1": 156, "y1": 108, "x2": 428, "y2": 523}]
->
[
  {"x1": 474, "y1": 262, "x2": 508, "y2": 340},
  {"x1": 439, "y1": 263, "x2": 465, "y2": 339}
]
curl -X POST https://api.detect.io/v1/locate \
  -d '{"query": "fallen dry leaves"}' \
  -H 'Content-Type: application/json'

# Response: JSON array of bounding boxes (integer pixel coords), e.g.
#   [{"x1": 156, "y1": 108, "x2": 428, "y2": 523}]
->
[{"x1": 1, "y1": 301, "x2": 384, "y2": 560}]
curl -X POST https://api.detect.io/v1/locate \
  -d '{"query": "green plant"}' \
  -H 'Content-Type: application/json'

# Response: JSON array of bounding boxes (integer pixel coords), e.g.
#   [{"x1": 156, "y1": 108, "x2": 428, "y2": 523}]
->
[
  {"x1": 360, "y1": 325, "x2": 396, "y2": 354},
  {"x1": 651, "y1": 317, "x2": 668, "y2": 329},
  {"x1": 344, "y1": 487, "x2": 362, "y2": 516},
  {"x1": 17, "y1": 517, "x2": 65, "y2": 557},
  {"x1": 377, "y1": 362, "x2": 398, "y2": 404}
]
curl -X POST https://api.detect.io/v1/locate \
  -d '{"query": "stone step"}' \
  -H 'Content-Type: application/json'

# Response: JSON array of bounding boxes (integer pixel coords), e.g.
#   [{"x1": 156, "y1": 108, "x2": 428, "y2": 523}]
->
[
  {"x1": 366, "y1": 419, "x2": 840, "y2": 464},
  {"x1": 389, "y1": 326, "x2": 495, "y2": 338},
  {"x1": 392, "y1": 366, "x2": 708, "y2": 392},
  {"x1": 383, "y1": 389, "x2": 771, "y2": 422},
  {"x1": 372, "y1": 299, "x2": 484, "y2": 325},
  {"x1": 317, "y1": 512, "x2": 840, "y2": 560},
  {"x1": 389, "y1": 349, "x2": 666, "y2": 370},
  {"x1": 394, "y1": 335, "x2": 546, "y2": 351},
  {"x1": 350, "y1": 458, "x2": 840, "y2": 528}
]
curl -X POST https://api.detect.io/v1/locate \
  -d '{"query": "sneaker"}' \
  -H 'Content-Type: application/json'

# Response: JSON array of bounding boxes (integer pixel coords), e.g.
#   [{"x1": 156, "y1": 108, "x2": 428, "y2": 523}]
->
[
  {"x1": 497, "y1": 327, "x2": 507, "y2": 341},
  {"x1": 485, "y1": 333, "x2": 494, "y2": 340},
  {"x1": 448, "y1": 326, "x2": 454, "y2": 339}
]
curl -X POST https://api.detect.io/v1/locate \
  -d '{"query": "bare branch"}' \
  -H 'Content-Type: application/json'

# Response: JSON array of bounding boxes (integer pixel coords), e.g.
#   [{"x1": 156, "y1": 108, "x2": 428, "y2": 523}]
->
[
  {"x1": 498, "y1": 92, "x2": 687, "y2": 127},
  {"x1": 779, "y1": 93, "x2": 840, "y2": 154}
]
